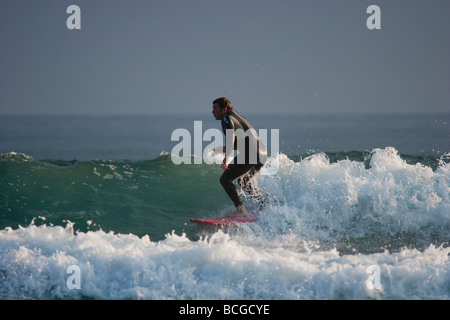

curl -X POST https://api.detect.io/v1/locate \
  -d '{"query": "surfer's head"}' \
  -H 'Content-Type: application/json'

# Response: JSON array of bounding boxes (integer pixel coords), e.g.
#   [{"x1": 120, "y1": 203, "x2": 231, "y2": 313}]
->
[{"x1": 212, "y1": 97, "x2": 233, "y2": 120}]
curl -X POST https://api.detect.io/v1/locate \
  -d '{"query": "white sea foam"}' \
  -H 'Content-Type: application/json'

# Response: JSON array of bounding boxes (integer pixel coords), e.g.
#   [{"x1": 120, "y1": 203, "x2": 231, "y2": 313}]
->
[
  {"x1": 252, "y1": 147, "x2": 450, "y2": 245},
  {"x1": 0, "y1": 222, "x2": 448, "y2": 300}
]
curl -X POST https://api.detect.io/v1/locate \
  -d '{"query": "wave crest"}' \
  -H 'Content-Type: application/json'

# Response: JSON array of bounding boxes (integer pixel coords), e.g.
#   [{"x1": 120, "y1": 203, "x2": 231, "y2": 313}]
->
[{"x1": 249, "y1": 147, "x2": 450, "y2": 253}]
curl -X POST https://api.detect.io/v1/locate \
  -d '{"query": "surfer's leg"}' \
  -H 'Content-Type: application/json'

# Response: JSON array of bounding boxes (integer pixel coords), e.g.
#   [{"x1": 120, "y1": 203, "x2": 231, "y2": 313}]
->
[
  {"x1": 237, "y1": 162, "x2": 264, "y2": 205},
  {"x1": 219, "y1": 165, "x2": 246, "y2": 207},
  {"x1": 219, "y1": 161, "x2": 255, "y2": 216}
]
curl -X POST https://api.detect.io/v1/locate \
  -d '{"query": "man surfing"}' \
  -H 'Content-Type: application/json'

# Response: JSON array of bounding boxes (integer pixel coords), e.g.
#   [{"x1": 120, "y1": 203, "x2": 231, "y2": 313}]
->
[{"x1": 211, "y1": 97, "x2": 267, "y2": 217}]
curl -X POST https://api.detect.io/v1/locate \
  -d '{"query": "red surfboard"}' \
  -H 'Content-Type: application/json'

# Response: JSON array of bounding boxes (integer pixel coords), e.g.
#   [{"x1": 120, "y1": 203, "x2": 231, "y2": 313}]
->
[{"x1": 190, "y1": 215, "x2": 258, "y2": 226}]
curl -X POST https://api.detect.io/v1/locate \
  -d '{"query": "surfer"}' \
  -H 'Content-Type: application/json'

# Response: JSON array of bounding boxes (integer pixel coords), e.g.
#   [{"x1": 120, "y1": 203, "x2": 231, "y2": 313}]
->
[{"x1": 212, "y1": 97, "x2": 266, "y2": 217}]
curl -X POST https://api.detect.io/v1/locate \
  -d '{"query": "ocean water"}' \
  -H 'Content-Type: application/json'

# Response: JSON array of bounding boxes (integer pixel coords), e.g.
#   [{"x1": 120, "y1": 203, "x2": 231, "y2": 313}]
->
[{"x1": 0, "y1": 113, "x2": 449, "y2": 300}]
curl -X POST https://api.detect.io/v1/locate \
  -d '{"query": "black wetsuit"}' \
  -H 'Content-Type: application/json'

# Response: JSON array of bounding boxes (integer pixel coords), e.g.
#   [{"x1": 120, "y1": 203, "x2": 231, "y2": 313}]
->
[{"x1": 220, "y1": 110, "x2": 266, "y2": 207}]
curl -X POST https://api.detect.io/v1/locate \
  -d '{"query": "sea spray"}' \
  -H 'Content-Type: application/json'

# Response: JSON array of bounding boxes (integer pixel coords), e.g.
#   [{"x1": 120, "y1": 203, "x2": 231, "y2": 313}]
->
[
  {"x1": 238, "y1": 148, "x2": 449, "y2": 254},
  {"x1": 1, "y1": 147, "x2": 449, "y2": 299},
  {"x1": 0, "y1": 222, "x2": 449, "y2": 299}
]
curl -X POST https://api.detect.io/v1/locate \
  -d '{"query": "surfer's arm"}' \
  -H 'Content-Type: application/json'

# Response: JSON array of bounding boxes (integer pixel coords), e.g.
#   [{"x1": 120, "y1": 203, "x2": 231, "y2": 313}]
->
[
  {"x1": 212, "y1": 146, "x2": 229, "y2": 169},
  {"x1": 219, "y1": 145, "x2": 232, "y2": 169},
  {"x1": 214, "y1": 146, "x2": 226, "y2": 154},
  {"x1": 220, "y1": 114, "x2": 237, "y2": 169},
  {"x1": 223, "y1": 126, "x2": 236, "y2": 169},
  {"x1": 214, "y1": 146, "x2": 230, "y2": 169}
]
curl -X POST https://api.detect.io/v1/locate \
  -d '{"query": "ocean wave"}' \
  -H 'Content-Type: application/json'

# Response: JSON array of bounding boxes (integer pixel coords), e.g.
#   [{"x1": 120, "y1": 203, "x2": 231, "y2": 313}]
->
[
  {"x1": 245, "y1": 147, "x2": 450, "y2": 252},
  {"x1": 1, "y1": 146, "x2": 449, "y2": 299},
  {"x1": 1, "y1": 147, "x2": 449, "y2": 248},
  {"x1": 0, "y1": 222, "x2": 448, "y2": 299}
]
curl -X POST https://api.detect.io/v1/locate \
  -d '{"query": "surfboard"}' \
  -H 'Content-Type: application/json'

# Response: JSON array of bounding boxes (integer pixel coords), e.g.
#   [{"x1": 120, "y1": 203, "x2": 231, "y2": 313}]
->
[{"x1": 190, "y1": 215, "x2": 258, "y2": 226}]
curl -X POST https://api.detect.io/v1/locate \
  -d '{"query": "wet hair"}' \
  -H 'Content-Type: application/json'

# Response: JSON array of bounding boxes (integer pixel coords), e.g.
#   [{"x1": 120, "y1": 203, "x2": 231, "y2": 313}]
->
[{"x1": 213, "y1": 97, "x2": 233, "y2": 111}]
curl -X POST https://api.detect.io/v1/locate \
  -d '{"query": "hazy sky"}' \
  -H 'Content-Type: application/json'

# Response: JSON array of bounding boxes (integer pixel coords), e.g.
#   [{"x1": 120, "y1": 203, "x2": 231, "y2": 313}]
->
[{"x1": 0, "y1": 0, "x2": 448, "y2": 115}]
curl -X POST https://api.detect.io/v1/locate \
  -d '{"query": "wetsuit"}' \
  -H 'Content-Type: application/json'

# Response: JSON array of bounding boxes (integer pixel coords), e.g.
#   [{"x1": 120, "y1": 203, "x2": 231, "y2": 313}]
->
[{"x1": 219, "y1": 110, "x2": 266, "y2": 207}]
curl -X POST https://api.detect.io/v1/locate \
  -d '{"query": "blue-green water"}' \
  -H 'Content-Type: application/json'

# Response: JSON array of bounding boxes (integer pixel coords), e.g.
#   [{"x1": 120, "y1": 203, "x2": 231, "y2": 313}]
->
[{"x1": 1, "y1": 113, "x2": 449, "y2": 299}]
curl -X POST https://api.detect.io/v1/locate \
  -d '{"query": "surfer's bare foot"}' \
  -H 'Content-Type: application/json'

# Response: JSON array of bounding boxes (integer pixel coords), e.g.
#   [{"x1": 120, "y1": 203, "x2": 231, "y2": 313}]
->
[{"x1": 226, "y1": 205, "x2": 248, "y2": 217}]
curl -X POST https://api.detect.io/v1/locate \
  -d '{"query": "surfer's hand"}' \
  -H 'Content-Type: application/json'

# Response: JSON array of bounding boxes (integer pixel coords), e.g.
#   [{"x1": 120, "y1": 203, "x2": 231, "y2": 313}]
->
[{"x1": 221, "y1": 158, "x2": 228, "y2": 170}]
